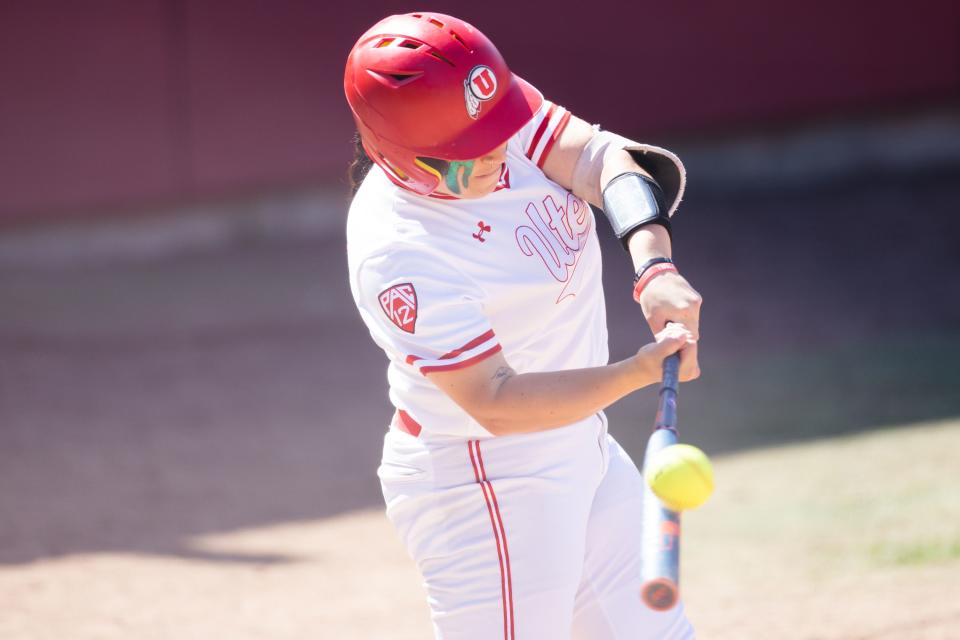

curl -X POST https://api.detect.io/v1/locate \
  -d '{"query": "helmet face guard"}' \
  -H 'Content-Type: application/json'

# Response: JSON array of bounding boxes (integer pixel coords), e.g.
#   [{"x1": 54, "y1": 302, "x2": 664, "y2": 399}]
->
[
  {"x1": 413, "y1": 155, "x2": 503, "y2": 196},
  {"x1": 344, "y1": 12, "x2": 543, "y2": 195}
]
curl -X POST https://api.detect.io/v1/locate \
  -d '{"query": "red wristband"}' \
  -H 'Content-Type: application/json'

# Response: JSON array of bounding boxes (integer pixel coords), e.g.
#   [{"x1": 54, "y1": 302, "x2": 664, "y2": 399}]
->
[{"x1": 632, "y1": 263, "x2": 678, "y2": 303}]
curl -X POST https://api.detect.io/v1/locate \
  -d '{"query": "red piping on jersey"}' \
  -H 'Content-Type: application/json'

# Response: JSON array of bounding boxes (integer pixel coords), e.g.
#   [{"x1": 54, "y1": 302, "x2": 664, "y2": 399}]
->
[
  {"x1": 439, "y1": 329, "x2": 496, "y2": 359},
  {"x1": 393, "y1": 409, "x2": 422, "y2": 437},
  {"x1": 526, "y1": 103, "x2": 557, "y2": 160},
  {"x1": 537, "y1": 110, "x2": 572, "y2": 169},
  {"x1": 412, "y1": 344, "x2": 503, "y2": 375},
  {"x1": 405, "y1": 330, "x2": 501, "y2": 374},
  {"x1": 406, "y1": 330, "x2": 494, "y2": 363},
  {"x1": 499, "y1": 167, "x2": 511, "y2": 190},
  {"x1": 418, "y1": 344, "x2": 501, "y2": 374},
  {"x1": 469, "y1": 440, "x2": 515, "y2": 640}
]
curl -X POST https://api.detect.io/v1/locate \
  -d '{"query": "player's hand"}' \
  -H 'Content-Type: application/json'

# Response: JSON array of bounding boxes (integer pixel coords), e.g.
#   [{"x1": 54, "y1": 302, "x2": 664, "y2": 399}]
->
[
  {"x1": 635, "y1": 323, "x2": 700, "y2": 384},
  {"x1": 637, "y1": 272, "x2": 703, "y2": 340}
]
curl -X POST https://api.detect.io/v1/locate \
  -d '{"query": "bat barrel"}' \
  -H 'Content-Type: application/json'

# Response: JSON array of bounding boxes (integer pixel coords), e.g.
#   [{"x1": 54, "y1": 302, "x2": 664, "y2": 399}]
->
[
  {"x1": 641, "y1": 576, "x2": 679, "y2": 611},
  {"x1": 640, "y1": 353, "x2": 682, "y2": 610},
  {"x1": 640, "y1": 501, "x2": 680, "y2": 610},
  {"x1": 640, "y1": 429, "x2": 681, "y2": 608}
]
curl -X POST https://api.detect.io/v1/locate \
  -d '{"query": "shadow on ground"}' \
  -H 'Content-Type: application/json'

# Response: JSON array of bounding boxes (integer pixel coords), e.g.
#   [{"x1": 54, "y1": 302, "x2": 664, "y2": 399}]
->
[{"x1": 1, "y1": 174, "x2": 958, "y2": 566}]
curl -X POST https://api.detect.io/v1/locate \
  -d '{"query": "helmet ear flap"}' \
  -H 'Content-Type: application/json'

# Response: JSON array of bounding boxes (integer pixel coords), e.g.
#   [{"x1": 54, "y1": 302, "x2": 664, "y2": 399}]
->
[
  {"x1": 383, "y1": 158, "x2": 408, "y2": 181},
  {"x1": 374, "y1": 150, "x2": 409, "y2": 182},
  {"x1": 361, "y1": 136, "x2": 442, "y2": 193}
]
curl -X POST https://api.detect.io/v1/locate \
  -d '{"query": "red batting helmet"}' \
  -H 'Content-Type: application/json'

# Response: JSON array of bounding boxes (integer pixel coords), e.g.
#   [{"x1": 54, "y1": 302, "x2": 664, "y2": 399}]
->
[{"x1": 344, "y1": 12, "x2": 543, "y2": 195}]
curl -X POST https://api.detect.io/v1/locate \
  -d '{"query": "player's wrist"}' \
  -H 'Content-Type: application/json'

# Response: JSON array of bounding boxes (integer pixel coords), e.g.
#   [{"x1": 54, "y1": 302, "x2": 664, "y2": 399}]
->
[
  {"x1": 625, "y1": 350, "x2": 659, "y2": 390},
  {"x1": 627, "y1": 224, "x2": 672, "y2": 268},
  {"x1": 633, "y1": 257, "x2": 673, "y2": 283},
  {"x1": 633, "y1": 260, "x2": 679, "y2": 303}
]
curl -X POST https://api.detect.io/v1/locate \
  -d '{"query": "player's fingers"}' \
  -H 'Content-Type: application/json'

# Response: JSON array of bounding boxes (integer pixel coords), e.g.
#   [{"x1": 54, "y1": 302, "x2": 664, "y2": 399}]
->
[
  {"x1": 648, "y1": 307, "x2": 700, "y2": 342},
  {"x1": 648, "y1": 334, "x2": 686, "y2": 359},
  {"x1": 647, "y1": 323, "x2": 695, "y2": 359},
  {"x1": 668, "y1": 295, "x2": 702, "y2": 340},
  {"x1": 657, "y1": 321, "x2": 699, "y2": 380},
  {"x1": 679, "y1": 308, "x2": 700, "y2": 342},
  {"x1": 681, "y1": 279, "x2": 703, "y2": 339},
  {"x1": 657, "y1": 320, "x2": 693, "y2": 340},
  {"x1": 641, "y1": 275, "x2": 703, "y2": 340},
  {"x1": 678, "y1": 338, "x2": 700, "y2": 382},
  {"x1": 654, "y1": 313, "x2": 697, "y2": 341}
]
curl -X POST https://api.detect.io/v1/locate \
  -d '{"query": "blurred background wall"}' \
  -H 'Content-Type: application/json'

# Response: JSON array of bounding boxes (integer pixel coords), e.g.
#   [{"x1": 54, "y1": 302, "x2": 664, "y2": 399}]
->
[
  {"x1": 1, "y1": 0, "x2": 957, "y2": 223},
  {"x1": 2, "y1": 4, "x2": 960, "y2": 638}
]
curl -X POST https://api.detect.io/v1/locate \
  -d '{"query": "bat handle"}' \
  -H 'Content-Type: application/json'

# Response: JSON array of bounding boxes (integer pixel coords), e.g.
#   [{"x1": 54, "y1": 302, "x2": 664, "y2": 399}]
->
[
  {"x1": 655, "y1": 353, "x2": 681, "y2": 431},
  {"x1": 662, "y1": 352, "x2": 681, "y2": 392}
]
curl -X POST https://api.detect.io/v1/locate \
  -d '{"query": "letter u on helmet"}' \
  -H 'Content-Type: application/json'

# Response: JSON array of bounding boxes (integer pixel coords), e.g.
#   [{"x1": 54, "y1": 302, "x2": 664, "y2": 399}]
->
[{"x1": 344, "y1": 12, "x2": 543, "y2": 195}]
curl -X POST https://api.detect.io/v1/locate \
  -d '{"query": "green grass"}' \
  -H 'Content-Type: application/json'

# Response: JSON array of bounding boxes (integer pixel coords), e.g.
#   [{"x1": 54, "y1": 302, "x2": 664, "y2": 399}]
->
[
  {"x1": 680, "y1": 417, "x2": 960, "y2": 638},
  {"x1": 638, "y1": 330, "x2": 960, "y2": 638},
  {"x1": 870, "y1": 537, "x2": 960, "y2": 567},
  {"x1": 684, "y1": 418, "x2": 960, "y2": 580}
]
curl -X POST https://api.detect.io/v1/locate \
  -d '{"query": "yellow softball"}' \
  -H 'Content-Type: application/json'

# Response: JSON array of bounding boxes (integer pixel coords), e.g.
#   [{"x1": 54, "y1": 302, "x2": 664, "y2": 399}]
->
[{"x1": 645, "y1": 444, "x2": 715, "y2": 511}]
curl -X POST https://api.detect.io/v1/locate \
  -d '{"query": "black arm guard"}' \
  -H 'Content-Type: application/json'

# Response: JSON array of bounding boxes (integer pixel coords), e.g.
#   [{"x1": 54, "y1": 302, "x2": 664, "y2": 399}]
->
[{"x1": 601, "y1": 172, "x2": 672, "y2": 249}]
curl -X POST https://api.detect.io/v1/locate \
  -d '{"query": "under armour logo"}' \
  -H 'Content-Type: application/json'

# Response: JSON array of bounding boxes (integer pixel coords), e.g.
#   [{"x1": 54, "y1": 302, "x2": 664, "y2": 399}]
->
[{"x1": 472, "y1": 221, "x2": 491, "y2": 242}]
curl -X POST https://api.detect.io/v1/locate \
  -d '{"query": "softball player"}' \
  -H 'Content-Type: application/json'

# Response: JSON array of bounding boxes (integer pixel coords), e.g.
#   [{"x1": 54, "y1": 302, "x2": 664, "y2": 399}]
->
[{"x1": 344, "y1": 12, "x2": 702, "y2": 639}]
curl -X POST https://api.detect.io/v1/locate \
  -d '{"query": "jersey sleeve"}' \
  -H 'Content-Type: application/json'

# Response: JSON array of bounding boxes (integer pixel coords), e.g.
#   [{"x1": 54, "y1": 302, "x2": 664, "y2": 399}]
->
[
  {"x1": 356, "y1": 249, "x2": 501, "y2": 376},
  {"x1": 514, "y1": 99, "x2": 572, "y2": 169}
]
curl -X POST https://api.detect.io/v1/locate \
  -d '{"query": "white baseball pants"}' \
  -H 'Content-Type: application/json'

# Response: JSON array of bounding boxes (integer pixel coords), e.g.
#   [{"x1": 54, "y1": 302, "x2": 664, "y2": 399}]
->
[{"x1": 378, "y1": 417, "x2": 695, "y2": 639}]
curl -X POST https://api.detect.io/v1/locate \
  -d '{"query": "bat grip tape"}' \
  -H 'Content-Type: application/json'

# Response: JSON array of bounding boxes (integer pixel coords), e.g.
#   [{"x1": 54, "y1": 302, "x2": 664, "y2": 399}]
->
[{"x1": 661, "y1": 353, "x2": 680, "y2": 392}]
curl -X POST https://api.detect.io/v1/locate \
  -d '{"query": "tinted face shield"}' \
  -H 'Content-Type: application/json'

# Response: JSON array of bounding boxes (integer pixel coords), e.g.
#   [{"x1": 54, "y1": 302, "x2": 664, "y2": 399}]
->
[
  {"x1": 414, "y1": 157, "x2": 477, "y2": 195},
  {"x1": 415, "y1": 142, "x2": 507, "y2": 195}
]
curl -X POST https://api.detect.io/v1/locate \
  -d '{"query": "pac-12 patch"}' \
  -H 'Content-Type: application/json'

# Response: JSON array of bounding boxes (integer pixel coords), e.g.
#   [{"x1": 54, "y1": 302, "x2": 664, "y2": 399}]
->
[{"x1": 379, "y1": 283, "x2": 418, "y2": 334}]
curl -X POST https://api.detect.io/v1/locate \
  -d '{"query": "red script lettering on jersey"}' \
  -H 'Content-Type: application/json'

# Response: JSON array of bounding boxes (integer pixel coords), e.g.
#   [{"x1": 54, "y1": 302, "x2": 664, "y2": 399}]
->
[
  {"x1": 515, "y1": 193, "x2": 592, "y2": 283},
  {"x1": 379, "y1": 283, "x2": 418, "y2": 333}
]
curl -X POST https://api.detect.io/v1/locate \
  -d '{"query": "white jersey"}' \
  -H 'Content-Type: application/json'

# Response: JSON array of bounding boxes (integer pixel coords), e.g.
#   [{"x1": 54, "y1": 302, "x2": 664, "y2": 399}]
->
[{"x1": 347, "y1": 100, "x2": 609, "y2": 440}]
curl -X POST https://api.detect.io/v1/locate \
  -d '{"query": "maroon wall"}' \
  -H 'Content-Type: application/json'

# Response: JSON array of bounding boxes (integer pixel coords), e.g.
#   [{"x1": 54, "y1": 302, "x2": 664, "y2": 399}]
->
[
  {"x1": 1, "y1": 3, "x2": 179, "y2": 219},
  {"x1": 1, "y1": 1, "x2": 957, "y2": 222}
]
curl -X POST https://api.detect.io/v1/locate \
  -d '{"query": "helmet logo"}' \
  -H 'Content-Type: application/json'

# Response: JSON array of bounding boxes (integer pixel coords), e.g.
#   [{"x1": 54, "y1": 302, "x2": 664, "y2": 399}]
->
[{"x1": 464, "y1": 65, "x2": 498, "y2": 119}]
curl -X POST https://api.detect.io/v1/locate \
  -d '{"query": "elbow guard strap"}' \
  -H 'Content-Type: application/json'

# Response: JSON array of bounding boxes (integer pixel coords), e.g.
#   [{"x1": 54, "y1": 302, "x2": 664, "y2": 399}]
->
[{"x1": 601, "y1": 172, "x2": 671, "y2": 248}]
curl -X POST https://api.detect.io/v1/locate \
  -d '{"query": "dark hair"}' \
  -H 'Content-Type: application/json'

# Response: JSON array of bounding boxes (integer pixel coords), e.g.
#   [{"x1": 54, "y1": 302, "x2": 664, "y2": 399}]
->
[
  {"x1": 349, "y1": 132, "x2": 374, "y2": 196},
  {"x1": 348, "y1": 133, "x2": 453, "y2": 196}
]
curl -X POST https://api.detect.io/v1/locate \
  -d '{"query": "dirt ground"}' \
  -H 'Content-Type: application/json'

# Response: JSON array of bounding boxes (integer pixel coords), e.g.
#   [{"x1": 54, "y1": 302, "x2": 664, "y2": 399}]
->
[
  {"x1": 2, "y1": 419, "x2": 959, "y2": 640},
  {"x1": 1, "y1": 174, "x2": 959, "y2": 638}
]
